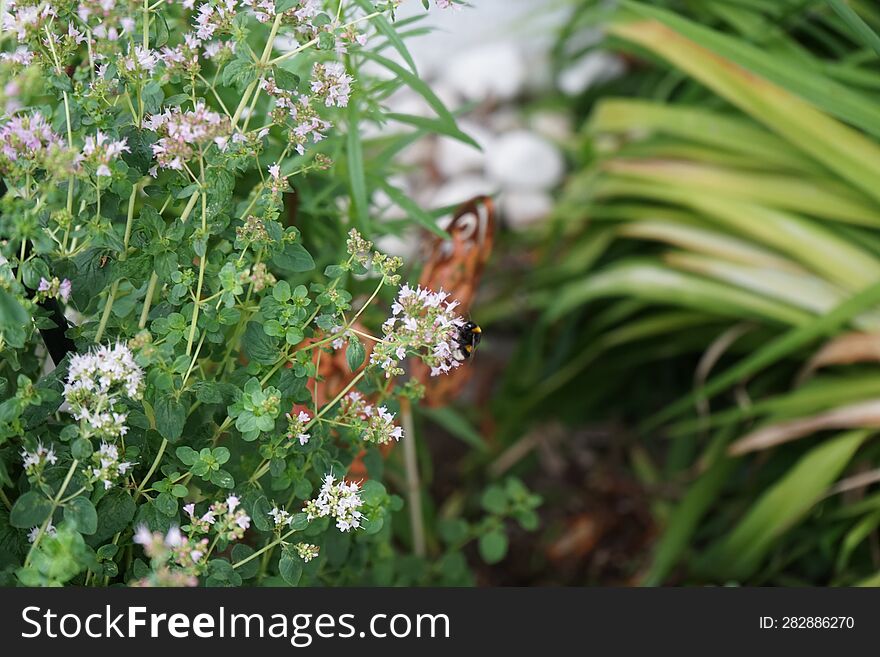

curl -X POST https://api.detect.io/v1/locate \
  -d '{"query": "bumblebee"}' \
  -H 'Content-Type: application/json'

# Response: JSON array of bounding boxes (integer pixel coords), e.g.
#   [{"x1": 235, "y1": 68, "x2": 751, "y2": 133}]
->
[{"x1": 453, "y1": 321, "x2": 482, "y2": 361}]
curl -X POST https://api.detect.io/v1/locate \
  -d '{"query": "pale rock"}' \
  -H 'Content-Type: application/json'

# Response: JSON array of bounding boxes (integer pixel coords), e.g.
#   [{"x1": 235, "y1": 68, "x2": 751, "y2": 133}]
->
[
  {"x1": 435, "y1": 119, "x2": 495, "y2": 178},
  {"x1": 486, "y1": 130, "x2": 564, "y2": 191},
  {"x1": 443, "y1": 42, "x2": 526, "y2": 103},
  {"x1": 502, "y1": 190, "x2": 553, "y2": 230}
]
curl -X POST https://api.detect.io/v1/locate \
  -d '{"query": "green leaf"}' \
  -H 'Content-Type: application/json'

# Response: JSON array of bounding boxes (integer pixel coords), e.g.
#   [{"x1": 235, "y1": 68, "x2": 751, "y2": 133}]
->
[
  {"x1": 478, "y1": 530, "x2": 508, "y2": 564},
  {"x1": 376, "y1": 179, "x2": 448, "y2": 237},
  {"x1": 206, "y1": 558, "x2": 242, "y2": 587},
  {"x1": 64, "y1": 497, "x2": 98, "y2": 535},
  {"x1": 10, "y1": 492, "x2": 52, "y2": 528},
  {"x1": 232, "y1": 544, "x2": 259, "y2": 579},
  {"x1": 244, "y1": 321, "x2": 281, "y2": 365},
  {"x1": 353, "y1": 0, "x2": 417, "y2": 72},
  {"x1": 211, "y1": 469, "x2": 235, "y2": 488},
  {"x1": 279, "y1": 546, "x2": 303, "y2": 585},
  {"x1": 481, "y1": 486, "x2": 508, "y2": 515},
  {"x1": 289, "y1": 512, "x2": 309, "y2": 531},
  {"x1": 71, "y1": 438, "x2": 93, "y2": 461},
  {"x1": 175, "y1": 446, "x2": 198, "y2": 466},
  {"x1": 419, "y1": 406, "x2": 487, "y2": 452},
  {"x1": 154, "y1": 492, "x2": 178, "y2": 517},
  {"x1": 273, "y1": 280, "x2": 291, "y2": 303},
  {"x1": 345, "y1": 336, "x2": 365, "y2": 371},
  {"x1": 92, "y1": 490, "x2": 136, "y2": 543},
  {"x1": 251, "y1": 495, "x2": 273, "y2": 532},
  {"x1": 360, "y1": 480, "x2": 385, "y2": 506},
  {"x1": 193, "y1": 381, "x2": 223, "y2": 405},
  {"x1": 346, "y1": 98, "x2": 369, "y2": 233},
  {"x1": 154, "y1": 396, "x2": 186, "y2": 442},
  {"x1": 698, "y1": 429, "x2": 871, "y2": 581},
  {"x1": 360, "y1": 50, "x2": 475, "y2": 147},
  {"x1": 272, "y1": 243, "x2": 315, "y2": 273},
  {"x1": 0, "y1": 289, "x2": 29, "y2": 349}
]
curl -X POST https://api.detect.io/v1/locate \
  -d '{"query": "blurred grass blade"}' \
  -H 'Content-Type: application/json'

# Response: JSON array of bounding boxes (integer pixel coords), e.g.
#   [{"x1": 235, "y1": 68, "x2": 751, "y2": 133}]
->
[
  {"x1": 353, "y1": 0, "x2": 419, "y2": 72},
  {"x1": 360, "y1": 50, "x2": 478, "y2": 148},
  {"x1": 608, "y1": 17, "x2": 880, "y2": 204},
  {"x1": 827, "y1": 0, "x2": 880, "y2": 58},
  {"x1": 346, "y1": 98, "x2": 369, "y2": 233},
  {"x1": 588, "y1": 99, "x2": 820, "y2": 175},
  {"x1": 605, "y1": 159, "x2": 880, "y2": 227},
  {"x1": 419, "y1": 406, "x2": 488, "y2": 453},
  {"x1": 546, "y1": 262, "x2": 813, "y2": 326},
  {"x1": 617, "y1": 2, "x2": 880, "y2": 140},
  {"x1": 697, "y1": 429, "x2": 871, "y2": 582},
  {"x1": 643, "y1": 280, "x2": 880, "y2": 430},
  {"x1": 376, "y1": 179, "x2": 448, "y2": 237},
  {"x1": 643, "y1": 428, "x2": 738, "y2": 586},
  {"x1": 728, "y1": 399, "x2": 880, "y2": 455}
]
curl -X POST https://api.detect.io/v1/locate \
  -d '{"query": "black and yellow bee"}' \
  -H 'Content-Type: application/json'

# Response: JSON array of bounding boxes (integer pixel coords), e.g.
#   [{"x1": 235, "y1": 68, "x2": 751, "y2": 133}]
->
[{"x1": 453, "y1": 321, "x2": 482, "y2": 361}]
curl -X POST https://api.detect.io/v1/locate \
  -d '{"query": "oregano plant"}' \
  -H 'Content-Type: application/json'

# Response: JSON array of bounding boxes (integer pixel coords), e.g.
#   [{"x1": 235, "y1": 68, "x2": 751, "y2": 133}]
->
[{"x1": 0, "y1": 0, "x2": 537, "y2": 587}]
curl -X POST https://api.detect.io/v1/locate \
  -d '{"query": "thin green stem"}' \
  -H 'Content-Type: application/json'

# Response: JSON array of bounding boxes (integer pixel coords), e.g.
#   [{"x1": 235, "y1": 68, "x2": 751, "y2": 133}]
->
[
  {"x1": 136, "y1": 438, "x2": 168, "y2": 496},
  {"x1": 232, "y1": 526, "x2": 299, "y2": 570},
  {"x1": 24, "y1": 460, "x2": 79, "y2": 567}
]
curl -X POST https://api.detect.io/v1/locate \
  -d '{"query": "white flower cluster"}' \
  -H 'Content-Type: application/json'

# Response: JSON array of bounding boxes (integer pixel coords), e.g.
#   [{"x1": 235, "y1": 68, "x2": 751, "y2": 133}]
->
[
  {"x1": 145, "y1": 101, "x2": 231, "y2": 171},
  {"x1": 27, "y1": 522, "x2": 56, "y2": 543},
  {"x1": 371, "y1": 284, "x2": 466, "y2": 377},
  {"x1": 285, "y1": 409, "x2": 311, "y2": 446},
  {"x1": 89, "y1": 441, "x2": 134, "y2": 490},
  {"x1": 132, "y1": 524, "x2": 205, "y2": 585},
  {"x1": 337, "y1": 392, "x2": 403, "y2": 446},
  {"x1": 294, "y1": 542, "x2": 319, "y2": 562},
  {"x1": 262, "y1": 76, "x2": 331, "y2": 156},
  {"x1": 268, "y1": 505, "x2": 293, "y2": 528},
  {"x1": 20, "y1": 441, "x2": 58, "y2": 477},
  {"x1": 310, "y1": 62, "x2": 353, "y2": 108},
  {"x1": 77, "y1": 131, "x2": 129, "y2": 177},
  {"x1": 184, "y1": 494, "x2": 251, "y2": 541},
  {"x1": 63, "y1": 342, "x2": 145, "y2": 441},
  {"x1": 303, "y1": 473, "x2": 364, "y2": 532}
]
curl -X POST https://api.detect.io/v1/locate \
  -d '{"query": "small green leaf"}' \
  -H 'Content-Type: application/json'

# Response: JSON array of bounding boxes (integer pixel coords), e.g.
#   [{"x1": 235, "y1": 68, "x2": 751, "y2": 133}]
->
[
  {"x1": 279, "y1": 546, "x2": 303, "y2": 585},
  {"x1": 64, "y1": 496, "x2": 98, "y2": 535},
  {"x1": 211, "y1": 469, "x2": 235, "y2": 488},
  {"x1": 175, "y1": 445, "x2": 198, "y2": 466},
  {"x1": 10, "y1": 491, "x2": 53, "y2": 528},
  {"x1": 478, "y1": 530, "x2": 508, "y2": 564},
  {"x1": 346, "y1": 336, "x2": 365, "y2": 371},
  {"x1": 481, "y1": 486, "x2": 508, "y2": 515},
  {"x1": 154, "y1": 396, "x2": 186, "y2": 442}
]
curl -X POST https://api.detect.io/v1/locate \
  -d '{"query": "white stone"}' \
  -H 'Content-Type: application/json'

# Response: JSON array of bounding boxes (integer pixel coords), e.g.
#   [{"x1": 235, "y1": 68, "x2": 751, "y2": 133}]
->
[
  {"x1": 486, "y1": 130, "x2": 564, "y2": 191},
  {"x1": 443, "y1": 42, "x2": 526, "y2": 103},
  {"x1": 502, "y1": 190, "x2": 553, "y2": 231},
  {"x1": 375, "y1": 231, "x2": 419, "y2": 261},
  {"x1": 435, "y1": 119, "x2": 494, "y2": 178}
]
